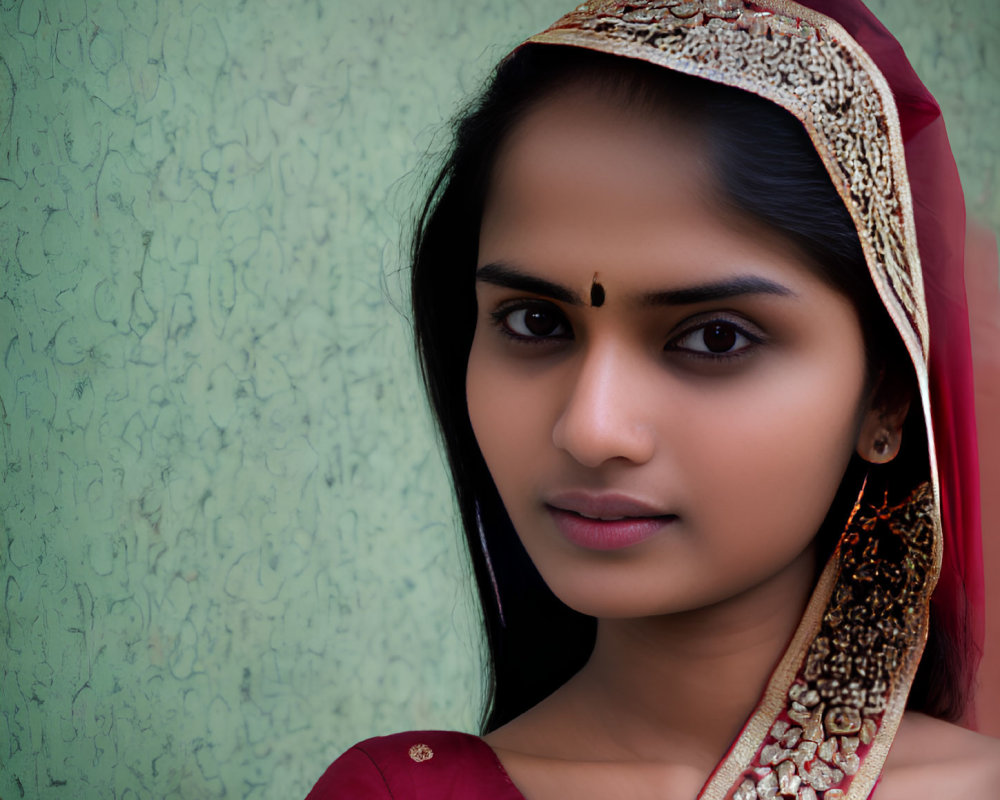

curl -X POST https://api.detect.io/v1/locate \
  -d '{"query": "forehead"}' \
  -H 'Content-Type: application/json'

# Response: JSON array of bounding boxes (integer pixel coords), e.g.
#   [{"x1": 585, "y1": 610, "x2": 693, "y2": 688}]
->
[
  {"x1": 484, "y1": 84, "x2": 707, "y2": 232},
  {"x1": 478, "y1": 85, "x2": 810, "y2": 288}
]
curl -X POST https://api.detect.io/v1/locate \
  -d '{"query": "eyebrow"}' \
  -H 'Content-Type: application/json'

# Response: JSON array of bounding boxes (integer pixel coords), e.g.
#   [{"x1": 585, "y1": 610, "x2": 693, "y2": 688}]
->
[
  {"x1": 475, "y1": 262, "x2": 584, "y2": 305},
  {"x1": 476, "y1": 262, "x2": 795, "y2": 307},
  {"x1": 640, "y1": 275, "x2": 795, "y2": 306}
]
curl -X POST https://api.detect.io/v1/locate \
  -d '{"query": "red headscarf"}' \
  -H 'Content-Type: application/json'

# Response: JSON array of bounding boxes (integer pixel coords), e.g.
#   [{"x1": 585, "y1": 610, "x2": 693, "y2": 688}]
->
[{"x1": 524, "y1": 1, "x2": 991, "y2": 794}]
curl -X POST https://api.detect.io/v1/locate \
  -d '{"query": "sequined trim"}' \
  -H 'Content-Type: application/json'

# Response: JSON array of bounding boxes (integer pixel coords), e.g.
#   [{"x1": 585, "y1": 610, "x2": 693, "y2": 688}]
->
[{"x1": 711, "y1": 482, "x2": 937, "y2": 800}]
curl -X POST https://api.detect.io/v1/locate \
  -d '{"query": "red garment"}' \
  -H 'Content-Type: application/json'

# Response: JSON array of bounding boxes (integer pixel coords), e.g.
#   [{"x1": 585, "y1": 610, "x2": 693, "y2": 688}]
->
[{"x1": 306, "y1": 731, "x2": 524, "y2": 799}]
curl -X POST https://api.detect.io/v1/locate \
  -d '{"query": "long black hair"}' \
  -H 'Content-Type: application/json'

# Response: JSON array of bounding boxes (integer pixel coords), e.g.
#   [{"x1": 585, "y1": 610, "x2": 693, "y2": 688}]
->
[{"x1": 410, "y1": 44, "x2": 969, "y2": 732}]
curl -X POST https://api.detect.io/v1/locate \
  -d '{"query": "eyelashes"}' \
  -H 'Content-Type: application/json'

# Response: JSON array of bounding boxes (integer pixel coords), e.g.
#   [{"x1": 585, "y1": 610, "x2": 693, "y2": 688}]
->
[
  {"x1": 491, "y1": 301, "x2": 571, "y2": 341},
  {"x1": 664, "y1": 317, "x2": 764, "y2": 359},
  {"x1": 488, "y1": 300, "x2": 765, "y2": 360}
]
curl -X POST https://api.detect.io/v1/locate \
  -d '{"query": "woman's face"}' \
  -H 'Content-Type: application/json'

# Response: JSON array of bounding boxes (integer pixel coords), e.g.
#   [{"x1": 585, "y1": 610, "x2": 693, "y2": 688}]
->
[{"x1": 466, "y1": 86, "x2": 874, "y2": 619}]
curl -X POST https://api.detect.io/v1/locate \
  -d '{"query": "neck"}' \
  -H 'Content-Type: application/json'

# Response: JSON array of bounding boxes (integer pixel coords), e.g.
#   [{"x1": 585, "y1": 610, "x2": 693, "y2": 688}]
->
[{"x1": 560, "y1": 543, "x2": 818, "y2": 769}]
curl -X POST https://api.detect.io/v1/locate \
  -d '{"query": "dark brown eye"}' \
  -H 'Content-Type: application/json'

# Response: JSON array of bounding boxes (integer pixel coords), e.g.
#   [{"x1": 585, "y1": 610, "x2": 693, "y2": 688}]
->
[
  {"x1": 503, "y1": 305, "x2": 568, "y2": 339},
  {"x1": 668, "y1": 318, "x2": 760, "y2": 358},
  {"x1": 703, "y1": 322, "x2": 737, "y2": 353}
]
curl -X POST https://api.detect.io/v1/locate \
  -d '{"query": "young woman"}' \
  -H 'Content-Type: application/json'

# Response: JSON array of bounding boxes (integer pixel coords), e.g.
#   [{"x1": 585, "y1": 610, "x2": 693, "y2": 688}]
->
[{"x1": 309, "y1": 1, "x2": 999, "y2": 797}]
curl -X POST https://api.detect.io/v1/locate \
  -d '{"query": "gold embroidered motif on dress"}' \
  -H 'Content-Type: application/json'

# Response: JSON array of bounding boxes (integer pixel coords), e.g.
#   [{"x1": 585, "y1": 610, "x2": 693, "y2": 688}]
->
[{"x1": 408, "y1": 743, "x2": 435, "y2": 763}]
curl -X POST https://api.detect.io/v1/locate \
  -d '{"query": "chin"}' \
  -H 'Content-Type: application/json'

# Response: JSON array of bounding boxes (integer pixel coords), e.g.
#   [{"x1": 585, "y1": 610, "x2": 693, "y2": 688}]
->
[{"x1": 534, "y1": 541, "x2": 819, "y2": 622}]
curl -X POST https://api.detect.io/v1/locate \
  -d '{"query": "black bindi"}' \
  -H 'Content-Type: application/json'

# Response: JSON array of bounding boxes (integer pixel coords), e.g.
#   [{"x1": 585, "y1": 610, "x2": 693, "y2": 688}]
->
[{"x1": 590, "y1": 274, "x2": 605, "y2": 307}]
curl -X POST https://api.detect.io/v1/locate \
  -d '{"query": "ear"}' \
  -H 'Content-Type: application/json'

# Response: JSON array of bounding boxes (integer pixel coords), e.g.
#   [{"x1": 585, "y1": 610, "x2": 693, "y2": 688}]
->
[{"x1": 856, "y1": 392, "x2": 911, "y2": 464}]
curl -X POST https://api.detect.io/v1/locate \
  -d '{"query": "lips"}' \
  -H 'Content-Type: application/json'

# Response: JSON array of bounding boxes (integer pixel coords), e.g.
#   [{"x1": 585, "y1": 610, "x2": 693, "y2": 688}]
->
[{"x1": 545, "y1": 492, "x2": 677, "y2": 551}]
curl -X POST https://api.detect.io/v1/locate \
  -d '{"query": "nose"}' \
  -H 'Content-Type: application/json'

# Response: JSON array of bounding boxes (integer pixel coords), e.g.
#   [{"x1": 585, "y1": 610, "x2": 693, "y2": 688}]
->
[{"x1": 551, "y1": 342, "x2": 656, "y2": 468}]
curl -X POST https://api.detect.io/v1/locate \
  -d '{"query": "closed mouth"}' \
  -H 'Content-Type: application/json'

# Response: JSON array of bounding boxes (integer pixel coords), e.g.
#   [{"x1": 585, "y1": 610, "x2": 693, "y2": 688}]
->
[
  {"x1": 546, "y1": 505, "x2": 678, "y2": 550},
  {"x1": 557, "y1": 508, "x2": 677, "y2": 522},
  {"x1": 544, "y1": 491, "x2": 674, "y2": 521}
]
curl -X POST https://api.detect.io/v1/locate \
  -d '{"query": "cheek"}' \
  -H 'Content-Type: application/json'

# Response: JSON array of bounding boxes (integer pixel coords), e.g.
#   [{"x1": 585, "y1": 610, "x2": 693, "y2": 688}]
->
[
  {"x1": 675, "y1": 349, "x2": 867, "y2": 554},
  {"x1": 466, "y1": 332, "x2": 547, "y2": 488}
]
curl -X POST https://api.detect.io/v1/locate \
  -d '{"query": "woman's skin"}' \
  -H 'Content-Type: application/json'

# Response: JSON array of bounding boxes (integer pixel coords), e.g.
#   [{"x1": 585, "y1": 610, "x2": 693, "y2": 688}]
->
[{"x1": 466, "y1": 84, "x2": 1000, "y2": 799}]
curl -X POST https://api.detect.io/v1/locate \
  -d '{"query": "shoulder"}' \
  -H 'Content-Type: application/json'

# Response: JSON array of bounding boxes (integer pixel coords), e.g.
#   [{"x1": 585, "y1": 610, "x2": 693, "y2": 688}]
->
[
  {"x1": 306, "y1": 730, "x2": 524, "y2": 800},
  {"x1": 878, "y1": 712, "x2": 1000, "y2": 797}
]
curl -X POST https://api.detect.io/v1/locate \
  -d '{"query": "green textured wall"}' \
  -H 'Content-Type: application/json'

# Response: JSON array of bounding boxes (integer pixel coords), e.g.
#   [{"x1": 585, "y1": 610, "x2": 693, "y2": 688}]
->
[{"x1": 0, "y1": 2, "x2": 996, "y2": 798}]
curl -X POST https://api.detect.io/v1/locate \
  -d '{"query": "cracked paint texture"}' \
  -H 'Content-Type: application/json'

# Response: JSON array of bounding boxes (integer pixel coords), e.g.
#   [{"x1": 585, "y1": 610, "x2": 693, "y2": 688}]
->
[{"x1": 0, "y1": 1, "x2": 996, "y2": 798}]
